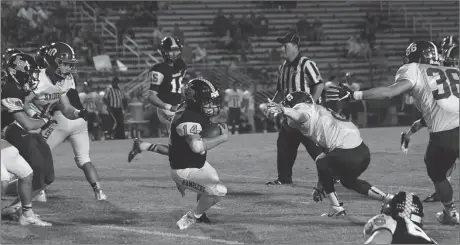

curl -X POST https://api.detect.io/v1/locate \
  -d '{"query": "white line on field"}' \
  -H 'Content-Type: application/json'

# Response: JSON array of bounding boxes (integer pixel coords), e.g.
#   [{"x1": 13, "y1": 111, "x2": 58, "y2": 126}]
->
[
  {"x1": 94, "y1": 225, "x2": 243, "y2": 244},
  {"x1": 220, "y1": 174, "x2": 440, "y2": 192}
]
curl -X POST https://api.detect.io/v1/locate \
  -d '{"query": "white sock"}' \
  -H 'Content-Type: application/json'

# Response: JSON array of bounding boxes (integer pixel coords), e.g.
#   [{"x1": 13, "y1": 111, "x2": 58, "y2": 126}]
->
[
  {"x1": 327, "y1": 192, "x2": 340, "y2": 206},
  {"x1": 368, "y1": 186, "x2": 387, "y2": 201}
]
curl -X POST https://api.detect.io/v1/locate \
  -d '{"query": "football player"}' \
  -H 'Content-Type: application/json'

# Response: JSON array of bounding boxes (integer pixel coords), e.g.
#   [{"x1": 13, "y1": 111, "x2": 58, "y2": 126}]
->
[
  {"x1": 401, "y1": 45, "x2": 459, "y2": 203},
  {"x1": 439, "y1": 35, "x2": 458, "y2": 63},
  {"x1": 327, "y1": 41, "x2": 459, "y2": 225},
  {"x1": 266, "y1": 91, "x2": 391, "y2": 217},
  {"x1": 224, "y1": 82, "x2": 244, "y2": 134},
  {"x1": 169, "y1": 78, "x2": 228, "y2": 230},
  {"x1": 1, "y1": 53, "x2": 54, "y2": 226},
  {"x1": 25, "y1": 42, "x2": 106, "y2": 201},
  {"x1": 79, "y1": 80, "x2": 101, "y2": 141},
  {"x1": 364, "y1": 191, "x2": 436, "y2": 244},
  {"x1": 1, "y1": 48, "x2": 24, "y2": 132},
  {"x1": 127, "y1": 36, "x2": 187, "y2": 159}
]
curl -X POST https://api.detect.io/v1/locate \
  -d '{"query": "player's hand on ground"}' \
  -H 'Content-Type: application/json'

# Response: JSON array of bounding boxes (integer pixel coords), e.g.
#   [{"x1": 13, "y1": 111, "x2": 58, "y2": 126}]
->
[
  {"x1": 218, "y1": 123, "x2": 229, "y2": 140},
  {"x1": 400, "y1": 132, "x2": 410, "y2": 153},
  {"x1": 78, "y1": 109, "x2": 89, "y2": 121},
  {"x1": 325, "y1": 83, "x2": 354, "y2": 102},
  {"x1": 312, "y1": 182, "x2": 326, "y2": 202}
]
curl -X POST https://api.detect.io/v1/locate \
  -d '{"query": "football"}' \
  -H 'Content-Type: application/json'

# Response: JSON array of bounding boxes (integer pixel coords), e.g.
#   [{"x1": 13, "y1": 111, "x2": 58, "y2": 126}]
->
[{"x1": 201, "y1": 123, "x2": 222, "y2": 138}]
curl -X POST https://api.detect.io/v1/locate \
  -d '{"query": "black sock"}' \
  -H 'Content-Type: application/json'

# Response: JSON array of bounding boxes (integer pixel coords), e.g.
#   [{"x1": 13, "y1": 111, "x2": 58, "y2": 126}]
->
[
  {"x1": 22, "y1": 204, "x2": 32, "y2": 214},
  {"x1": 91, "y1": 182, "x2": 101, "y2": 191}
]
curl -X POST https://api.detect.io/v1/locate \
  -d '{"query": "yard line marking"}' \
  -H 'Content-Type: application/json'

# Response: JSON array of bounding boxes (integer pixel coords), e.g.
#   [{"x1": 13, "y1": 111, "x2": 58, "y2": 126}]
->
[
  {"x1": 220, "y1": 174, "x2": 444, "y2": 192},
  {"x1": 94, "y1": 225, "x2": 244, "y2": 244}
]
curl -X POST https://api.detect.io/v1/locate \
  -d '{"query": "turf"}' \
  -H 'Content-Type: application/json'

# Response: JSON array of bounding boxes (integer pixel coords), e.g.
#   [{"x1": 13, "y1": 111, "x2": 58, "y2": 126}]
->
[{"x1": 1, "y1": 127, "x2": 459, "y2": 244}]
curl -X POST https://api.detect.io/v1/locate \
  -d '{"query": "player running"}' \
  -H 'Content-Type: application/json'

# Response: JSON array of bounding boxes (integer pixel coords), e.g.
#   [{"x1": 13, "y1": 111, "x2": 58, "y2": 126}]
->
[
  {"x1": 1, "y1": 53, "x2": 54, "y2": 226},
  {"x1": 26, "y1": 42, "x2": 106, "y2": 201},
  {"x1": 327, "y1": 41, "x2": 459, "y2": 225},
  {"x1": 127, "y1": 36, "x2": 187, "y2": 161},
  {"x1": 265, "y1": 91, "x2": 391, "y2": 217},
  {"x1": 364, "y1": 191, "x2": 436, "y2": 244}
]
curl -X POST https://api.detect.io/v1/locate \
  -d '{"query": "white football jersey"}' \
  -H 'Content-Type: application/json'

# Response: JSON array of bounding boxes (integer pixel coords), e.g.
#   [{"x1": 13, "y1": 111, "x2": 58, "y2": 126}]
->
[
  {"x1": 243, "y1": 90, "x2": 255, "y2": 110},
  {"x1": 27, "y1": 69, "x2": 75, "y2": 117},
  {"x1": 287, "y1": 103, "x2": 362, "y2": 151},
  {"x1": 225, "y1": 89, "x2": 244, "y2": 108},
  {"x1": 395, "y1": 63, "x2": 459, "y2": 132}
]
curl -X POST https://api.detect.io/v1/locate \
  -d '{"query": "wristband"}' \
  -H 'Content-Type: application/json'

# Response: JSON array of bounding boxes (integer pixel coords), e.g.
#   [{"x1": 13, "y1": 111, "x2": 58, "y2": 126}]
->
[
  {"x1": 74, "y1": 110, "x2": 80, "y2": 118},
  {"x1": 353, "y1": 91, "x2": 363, "y2": 100},
  {"x1": 164, "y1": 104, "x2": 172, "y2": 111}
]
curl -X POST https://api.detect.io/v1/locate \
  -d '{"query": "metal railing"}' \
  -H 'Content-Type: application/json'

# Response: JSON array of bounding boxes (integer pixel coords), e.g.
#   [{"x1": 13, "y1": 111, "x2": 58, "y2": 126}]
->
[
  {"x1": 145, "y1": 53, "x2": 160, "y2": 66},
  {"x1": 101, "y1": 18, "x2": 118, "y2": 53},
  {"x1": 381, "y1": 0, "x2": 433, "y2": 40},
  {"x1": 123, "y1": 36, "x2": 141, "y2": 67},
  {"x1": 123, "y1": 69, "x2": 151, "y2": 95},
  {"x1": 80, "y1": 2, "x2": 98, "y2": 31}
]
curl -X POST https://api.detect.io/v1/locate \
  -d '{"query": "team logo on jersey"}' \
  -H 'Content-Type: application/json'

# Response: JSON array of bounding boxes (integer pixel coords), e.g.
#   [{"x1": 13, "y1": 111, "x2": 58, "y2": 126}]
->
[{"x1": 182, "y1": 180, "x2": 205, "y2": 193}]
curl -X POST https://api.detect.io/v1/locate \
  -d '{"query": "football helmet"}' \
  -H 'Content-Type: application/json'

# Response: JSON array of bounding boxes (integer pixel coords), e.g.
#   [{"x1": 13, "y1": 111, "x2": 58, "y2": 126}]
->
[
  {"x1": 184, "y1": 78, "x2": 221, "y2": 117},
  {"x1": 6, "y1": 53, "x2": 40, "y2": 92},
  {"x1": 403, "y1": 41, "x2": 439, "y2": 65},
  {"x1": 440, "y1": 35, "x2": 459, "y2": 62},
  {"x1": 281, "y1": 91, "x2": 315, "y2": 108},
  {"x1": 443, "y1": 45, "x2": 459, "y2": 67},
  {"x1": 381, "y1": 191, "x2": 424, "y2": 227},
  {"x1": 160, "y1": 36, "x2": 183, "y2": 62},
  {"x1": 2, "y1": 48, "x2": 23, "y2": 69},
  {"x1": 44, "y1": 42, "x2": 78, "y2": 79},
  {"x1": 35, "y1": 45, "x2": 49, "y2": 69}
]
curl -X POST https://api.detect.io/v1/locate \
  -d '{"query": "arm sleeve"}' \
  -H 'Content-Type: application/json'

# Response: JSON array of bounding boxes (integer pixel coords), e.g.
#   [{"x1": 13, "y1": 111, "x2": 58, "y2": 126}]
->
[{"x1": 66, "y1": 88, "x2": 84, "y2": 110}]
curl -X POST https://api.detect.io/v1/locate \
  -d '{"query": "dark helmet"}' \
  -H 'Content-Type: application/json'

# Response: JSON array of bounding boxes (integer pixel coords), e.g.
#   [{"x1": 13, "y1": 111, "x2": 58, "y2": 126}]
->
[
  {"x1": 2, "y1": 48, "x2": 23, "y2": 69},
  {"x1": 183, "y1": 78, "x2": 221, "y2": 117},
  {"x1": 381, "y1": 191, "x2": 424, "y2": 227},
  {"x1": 443, "y1": 46, "x2": 459, "y2": 67},
  {"x1": 6, "y1": 53, "x2": 40, "y2": 92},
  {"x1": 160, "y1": 36, "x2": 183, "y2": 62},
  {"x1": 281, "y1": 91, "x2": 315, "y2": 108},
  {"x1": 440, "y1": 35, "x2": 459, "y2": 62},
  {"x1": 44, "y1": 42, "x2": 78, "y2": 78},
  {"x1": 35, "y1": 45, "x2": 49, "y2": 69},
  {"x1": 403, "y1": 41, "x2": 439, "y2": 65}
]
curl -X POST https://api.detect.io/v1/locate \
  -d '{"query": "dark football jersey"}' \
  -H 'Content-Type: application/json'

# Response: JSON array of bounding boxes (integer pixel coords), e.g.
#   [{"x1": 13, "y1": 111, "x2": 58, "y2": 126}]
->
[
  {"x1": 365, "y1": 214, "x2": 436, "y2": 244},
  {"x1": 169, "y1": 104, "x2": 211, "y2": 170},
  {"x1": 1, "y1": 78, "x2": 27, "y2": 130},
  {"x1": 148, "y1": 59, "x2": 187, "y2": 106}
]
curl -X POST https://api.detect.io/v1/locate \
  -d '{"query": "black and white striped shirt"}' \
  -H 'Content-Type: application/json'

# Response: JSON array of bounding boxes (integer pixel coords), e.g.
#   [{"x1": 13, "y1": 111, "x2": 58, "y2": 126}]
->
[
  {"x1": 276, "y1": 54, "x2": 323, "y2": 99},
  {"x1": 103, "y1": 86, "x2": 126, "y2": 109}
]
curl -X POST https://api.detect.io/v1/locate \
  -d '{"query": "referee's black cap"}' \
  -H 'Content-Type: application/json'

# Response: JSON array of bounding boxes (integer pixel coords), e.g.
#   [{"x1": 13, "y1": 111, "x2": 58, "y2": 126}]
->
[{"x1": 276, "y1": 31, "x2": 300, "y2": 45}]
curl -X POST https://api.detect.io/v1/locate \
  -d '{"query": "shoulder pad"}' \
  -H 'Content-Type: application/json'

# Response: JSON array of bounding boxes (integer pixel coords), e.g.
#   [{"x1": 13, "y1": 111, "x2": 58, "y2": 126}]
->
[
  {"x1": 1, "y1": 97, "x2": 24, "y2": 113},
  {"x1": 395, "y1": 63, "x2": 418, "y2": 87},
  {"x1": 364, "y1": 214, "x2": 397, "y2": 237}
]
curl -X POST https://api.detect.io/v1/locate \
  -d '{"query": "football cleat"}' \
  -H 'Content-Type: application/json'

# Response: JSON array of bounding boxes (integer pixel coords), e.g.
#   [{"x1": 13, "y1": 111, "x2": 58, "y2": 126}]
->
[
  {"x1": 423, "y1": 192, "x2": 440, "y2": 202},
  {"x1": 436, "y1": 209, "x2": 459, "y2": 225},
  {"x1": 94, "y1": 189, "x2": 107, "y2": 201},
  {"x1": 19, "y1": 212, "x2": 52, "y2": 226},
  {"x1": 196, "y1": 212, "x2": 211, "y2": 224},
  {"x1": 176, "y1": 211, "x2": 197, "y2": 230},
  {"x1": 128, "y1": 138, "x2": 142, "y2": 163},
  {"x1": 266, "y1": 179, "x2": 293, "y2": 185},
  {"x1": 321, "y1": 204, "x2": 347, "y2": 217},
  {"x1": 32, "y1": 190, "x2": 47, "y2": 202}
]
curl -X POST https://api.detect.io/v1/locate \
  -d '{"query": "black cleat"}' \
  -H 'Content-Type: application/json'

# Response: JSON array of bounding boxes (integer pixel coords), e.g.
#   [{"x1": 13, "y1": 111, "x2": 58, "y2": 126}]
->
[
  {"x1": 128, "y1": 138, "x2": 141, "y2": 163},
  {"x1": 423, "y1": 192, "x2": 440, "y2": 202},
  {"x1": 266, "y1": 179, "x2": 293, "y2": 185},
  {"x1": 196, "y1": 212, "x2": 211, "y2": 224}
]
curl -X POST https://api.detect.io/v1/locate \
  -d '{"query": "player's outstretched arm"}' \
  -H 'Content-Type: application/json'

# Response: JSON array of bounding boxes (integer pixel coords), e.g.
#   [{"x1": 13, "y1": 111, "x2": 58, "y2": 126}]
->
[
  {"x1": 327, "y1": 80, "x2": 413, "y2": 102},
  {"x1": 364, "y1": 229, "x2": 393, "y2": 244},
  {"x1": 1, "y1": 98, "x2": 52, "y2": 130}
]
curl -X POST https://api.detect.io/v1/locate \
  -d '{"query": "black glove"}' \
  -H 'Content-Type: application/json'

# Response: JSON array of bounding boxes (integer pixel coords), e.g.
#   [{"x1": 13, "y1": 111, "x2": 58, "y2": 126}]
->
[
  {"x1": 400, "y1": 132, "x2": 410, "y2": 153},
  {"x1": 41, "y1": 118, "x2": 58, "y2": 130},
  {"x1": 78, "y1": 109, "x2": 89, "y2": 121},
  {"x1": 325, "y1": 83, "x2": 355, "y2": 102}
]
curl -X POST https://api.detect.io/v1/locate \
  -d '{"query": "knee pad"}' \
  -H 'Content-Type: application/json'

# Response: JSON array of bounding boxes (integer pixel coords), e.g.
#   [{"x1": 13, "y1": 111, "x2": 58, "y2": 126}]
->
[
  {"x1": 212, "y1": 183, "x2": 227, "y2": 197},
  {"x1": 75, "y1": 156, "x2": 91, "y2": 168}
]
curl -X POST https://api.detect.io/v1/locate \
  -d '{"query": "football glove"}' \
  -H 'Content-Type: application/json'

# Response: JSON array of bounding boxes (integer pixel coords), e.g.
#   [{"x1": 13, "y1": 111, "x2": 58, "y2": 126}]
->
[
  {"x1": 77, "y1": 109, "x2": 89, "y2": 121},
  {"x1": 265, "y1": 102, "x2": 284, "y2": 119},
  {"x1": 400, "y1": 132, "x2": 410, "y2": 153},
  {"x1": 312, "y1": 182, "x2": 326, "y2": 202},
  {"x1": 325, "y1": 83, "x2": 355, "y2": 102},
  {"x1": 41, "y1": 117, "x2": 58, "y2": 130}
]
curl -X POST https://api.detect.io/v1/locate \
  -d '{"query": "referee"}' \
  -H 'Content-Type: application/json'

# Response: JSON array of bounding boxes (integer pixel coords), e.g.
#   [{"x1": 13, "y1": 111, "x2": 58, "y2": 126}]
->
[
  {"x1": 266, "y1": 31, "x2": 325, "y2": 185},
  {"x1": 103, "y1": 77, "x2": 128, "y2": 139}
]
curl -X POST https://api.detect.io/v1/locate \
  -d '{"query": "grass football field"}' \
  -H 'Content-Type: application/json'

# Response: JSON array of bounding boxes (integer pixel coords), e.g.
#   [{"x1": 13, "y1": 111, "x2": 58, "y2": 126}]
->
[{"x1": 1, "y1": 127, "x2": 459, "y2": 244}]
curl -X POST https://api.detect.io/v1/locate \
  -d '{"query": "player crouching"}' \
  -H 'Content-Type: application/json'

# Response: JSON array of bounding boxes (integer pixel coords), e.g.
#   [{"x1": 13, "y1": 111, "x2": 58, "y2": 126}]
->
[
  {"x1": 364, "y1": 191, "x2": 436, "y2": 244},
  {"x1": 266, "y1": 91, "x2": 391, "y2": 216}
]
